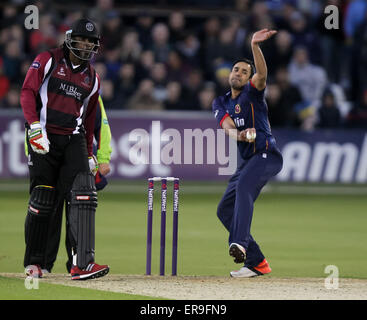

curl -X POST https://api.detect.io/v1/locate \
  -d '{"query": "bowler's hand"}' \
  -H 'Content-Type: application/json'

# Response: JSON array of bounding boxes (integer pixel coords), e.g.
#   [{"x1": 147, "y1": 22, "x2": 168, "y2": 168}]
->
[
  {"x1": 239, "y1": 128, "x2": 256, "y2": 143},
  {"x1": 251, "y1": 29, "x2": 277, "y2": 45}
]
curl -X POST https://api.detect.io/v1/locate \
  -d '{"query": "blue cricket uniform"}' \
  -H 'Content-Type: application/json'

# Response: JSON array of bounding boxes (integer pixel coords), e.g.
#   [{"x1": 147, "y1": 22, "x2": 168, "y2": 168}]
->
[{"x1": 212, "y1": 80, "x2": 283, "y2": 268}]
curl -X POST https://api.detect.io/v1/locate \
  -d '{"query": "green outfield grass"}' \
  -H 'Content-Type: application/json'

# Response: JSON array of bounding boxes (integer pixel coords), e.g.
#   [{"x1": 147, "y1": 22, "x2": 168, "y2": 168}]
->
[
  {"x1": 0, "y1": 181, "x2": 366, "y2": 299},
  {"x1": 0, "y1": 276, "x2": 163, "y2": 300}
]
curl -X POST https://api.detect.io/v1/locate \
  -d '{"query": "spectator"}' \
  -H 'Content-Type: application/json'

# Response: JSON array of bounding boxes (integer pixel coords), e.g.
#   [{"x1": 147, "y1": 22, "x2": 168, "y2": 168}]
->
[
  {"x1": 266, "y1": 83, "x2": 289, "y2": 127},
  {"x1": 116, "y1": 63, "x2": 136, "y2": 102},
  {"x1": 247, "y1": 0, "x2": 271, "y2": 32},
  {"x1": 88, "y1": 0, "x2": 115, "y2": 25},
  {"x1": 346, "y1": 89, "x2": 367, "y2": 128},
  {"x1": 2, "y1": 39, "x2": 22, "y2": 83},
  {"x1": 288, "y1": 11, "x2": 321, "y2": 65},
  {"x1": 175, "y1": 32, "x2": 201, "y2": 67},
  {"x1": 164, "y1": 81, "x2": 186, "y2": 110},
  {"x1": 273, "y1": 0, "x2": 297, "y2": 31},
  {"x1": 274, "y1": 67, "x2": 302, "y2": 127},
  {"x1": 101, "y1": 10, "x2": 124, "y2": 50},
  {"x1": 120, "y1": 29, "x2": 142, "y2": 63},
  {"x1": 271, "y1": 30, "x2": 294, "y2": 70},
  {"x1": 317, "y1": 89, "x2": 342, "y2": 128},
  {"x1": 182, "y1": 69, "x2": 203, "y2": 109},
  {"x1": 9, "y1": 25, "x2": 25, "y2": 52},
  {"x1": 198, "y1": 16, "x2": 221, "y2": 75},
  {"x1": 234, "y1": 0, "x2": 251, "y2": 12},
  {"x1": 100, "y1": 79, "x2": 120, "y2": 109},
  {"x1": 288, "y1": 46, "x2": 328, "y2": 104},
  {"x1": 93, "y1": 62, "x2": 108, "y2": 81},
  {"x1": 344, "y1": 0, "x2": 367, "y2": 41},
  {"x1": 166, "y1": 50, "x2": 191, "y2": 83},
  {"x1": 150, "y1": 62, "x2": 168, "y2": 102},
  {"x1": 0, "y1": 4, "x2": 18, "y2": 29},
  {"x1": 198, "y1": 82, "x2": 216, "y2": 111},
  {"x1": 199, "y1": 16, "x2": 220, "y2": 46},
  {"x1": 227, "y1": 15, "x2": 248, "y2": 50},
  {"x1": 0, "y1": 85, "x2": 20, "y2": 109},
  {"x1": 168, "y1": 11, "x2": 186, "y2": 44},
  {"x1": 135, "y1": 13, "x2": 154, "y2": 50},
  {"x1": 127, "y1": 79, "x2": 163, "y2": 110},
  {"x1": 151, "y1": 23, "x2": 171, "y2": 63},
  {"x1": 205, "y1": 26, "x2": 242, "y2": 72},
  {"x1": 103, "y1": 47, "x2": 122, "y2": 81},
  {"x1": 214, "y1": 63, "x2": 231, "y2": 96},
  {"x1": 135, "y1": 50, "x2": 155, "y2": 81},
  {"x1": 0, "y1": 1, "x2": 365, "y2": 118}
]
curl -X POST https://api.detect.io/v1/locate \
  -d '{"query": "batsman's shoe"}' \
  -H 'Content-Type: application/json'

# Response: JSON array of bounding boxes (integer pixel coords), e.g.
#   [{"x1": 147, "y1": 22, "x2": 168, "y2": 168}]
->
[
  {"x1": 25, "y1": 265, "x2": 43, "y2": 278},
  {"x1": 229, "y1": 243, "x2": 246, "y2": 263},
  {"x1": 230, "y1": 259, "x2": 271, "y2": 278},
  {"x1": 71, "y1": 263, "x2": 109, "y2": 280}
]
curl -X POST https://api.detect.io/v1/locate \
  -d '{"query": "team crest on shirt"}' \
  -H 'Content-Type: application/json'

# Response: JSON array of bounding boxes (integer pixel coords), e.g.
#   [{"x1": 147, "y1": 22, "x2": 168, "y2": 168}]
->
[
  {"x1": 57, "y1": 67, "x2": 66, "y2": 76},
  {"x1": 84, "y1": 76, "x2": 90, "y2": 85},
  {"x1": 235, "y1": 104, "x2": 241, "y2": 114}
]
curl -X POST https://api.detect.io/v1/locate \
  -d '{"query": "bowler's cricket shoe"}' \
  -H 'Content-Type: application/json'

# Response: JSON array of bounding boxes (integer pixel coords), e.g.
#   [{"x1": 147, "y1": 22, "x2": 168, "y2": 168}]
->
[
  {"x1": 25, "y1": 264, "x2": 43, "y2": 278},
  {"x1": 230, "y1": 259, "x2": 271, "y2": 278},
  {"x1": 71, "y1": 263, "x2": 109, "y2": 280},
  {"x1": 229, "y1": 243, "x2": 246, "y2": 263}
]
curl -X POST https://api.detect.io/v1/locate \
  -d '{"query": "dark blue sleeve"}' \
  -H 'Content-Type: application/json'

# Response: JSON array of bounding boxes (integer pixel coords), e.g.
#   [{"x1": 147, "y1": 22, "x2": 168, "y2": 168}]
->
[
  {"x1": 247, "y1": 80, "x2": 266, "y2": 109},
  {"x1": 248, "y1": 80, "x2": 265, "y2": 97},
  {"x1": 212, "y1": 97, "x2": 229, "y2": 128}
]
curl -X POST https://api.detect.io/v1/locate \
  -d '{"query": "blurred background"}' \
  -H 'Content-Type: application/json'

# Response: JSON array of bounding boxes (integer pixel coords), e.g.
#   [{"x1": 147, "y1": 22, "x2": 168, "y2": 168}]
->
[
  {"x1": 0, "y1": 0, "x2": 366, "y2": 183},
  {"x1": 1, "y1": 0, "x2": 367, "y2": 119}
]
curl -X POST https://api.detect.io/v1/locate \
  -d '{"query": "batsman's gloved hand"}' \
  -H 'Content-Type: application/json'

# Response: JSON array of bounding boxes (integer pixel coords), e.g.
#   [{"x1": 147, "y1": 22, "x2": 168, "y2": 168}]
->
[
  {"x1": 88, "y1": 155, "x2": 99, "y2": 176},
  {"x1": 28, "y1": 122, "x2": 50, "y2": 154}
]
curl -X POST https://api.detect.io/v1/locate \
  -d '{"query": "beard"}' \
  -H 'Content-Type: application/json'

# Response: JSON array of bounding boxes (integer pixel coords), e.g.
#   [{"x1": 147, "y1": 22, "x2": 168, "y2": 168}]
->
[{"x1": 230, "y1": 79, "x2": 245, "y2": 91}]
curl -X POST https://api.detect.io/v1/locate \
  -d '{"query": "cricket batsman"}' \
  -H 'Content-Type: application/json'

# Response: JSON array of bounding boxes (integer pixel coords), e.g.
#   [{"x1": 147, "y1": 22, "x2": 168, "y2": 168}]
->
[
  {"x1": 46, "y1": 96, "x2": 112, "y2": 274},
  {"x1": 21, "y1": 18, "x2": 109, "y2": 280},
  {"x1": 212, "y1": 29, "x2": 283, "y2": 277}
]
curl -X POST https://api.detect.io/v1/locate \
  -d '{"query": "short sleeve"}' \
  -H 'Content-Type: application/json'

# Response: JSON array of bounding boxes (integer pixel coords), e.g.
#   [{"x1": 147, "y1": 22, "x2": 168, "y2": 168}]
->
[
  {"x1": 248, "y1": 79, "x2": 265, "y2": 99},
  {"x1": 212, "y1": 97, "x2": 229, "y2": 128}
]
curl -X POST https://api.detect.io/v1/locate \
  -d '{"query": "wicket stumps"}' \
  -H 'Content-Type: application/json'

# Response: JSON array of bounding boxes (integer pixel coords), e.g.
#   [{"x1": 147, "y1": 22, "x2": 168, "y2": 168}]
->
[{"x1": 146, "y1": 177, "x2": 180, "y2": 276}]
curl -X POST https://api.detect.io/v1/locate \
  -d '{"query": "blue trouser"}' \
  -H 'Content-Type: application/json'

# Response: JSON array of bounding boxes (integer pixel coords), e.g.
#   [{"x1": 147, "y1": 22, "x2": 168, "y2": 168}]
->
[{"x1": 217, "y1": 149, "x2": 283, "y2": 268}]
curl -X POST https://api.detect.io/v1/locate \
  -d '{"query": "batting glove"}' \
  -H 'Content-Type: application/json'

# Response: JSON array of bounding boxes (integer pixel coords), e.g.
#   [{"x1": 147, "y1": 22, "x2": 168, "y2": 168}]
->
[
  {"x1": 88, "y1": 155, "x2": 99, "y2": 176},
  {"x1": 28, "y1": 122, "x2": 50, "y2": 154}
]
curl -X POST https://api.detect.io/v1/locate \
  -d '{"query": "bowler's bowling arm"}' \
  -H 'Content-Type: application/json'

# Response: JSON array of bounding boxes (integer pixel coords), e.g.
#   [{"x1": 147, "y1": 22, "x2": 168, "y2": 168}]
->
[{"x1": 221, "y1": 116, "x2": 253, "y2": 142}]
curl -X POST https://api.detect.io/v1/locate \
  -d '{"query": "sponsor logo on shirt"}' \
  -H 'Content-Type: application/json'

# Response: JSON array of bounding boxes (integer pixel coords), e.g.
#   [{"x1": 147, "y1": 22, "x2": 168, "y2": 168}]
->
[
  {"x1": 234, "y1": 117, "x2": 245, "y2": 127},
  {"x1": 59, "y1": 83, "x2": 82, "y2": 100}
]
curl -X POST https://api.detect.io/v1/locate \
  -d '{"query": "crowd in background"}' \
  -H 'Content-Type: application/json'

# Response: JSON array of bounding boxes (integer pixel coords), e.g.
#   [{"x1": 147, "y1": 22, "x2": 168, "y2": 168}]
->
[{"x1": 1, "y1": 0, "x2": 367, "y2": 130}]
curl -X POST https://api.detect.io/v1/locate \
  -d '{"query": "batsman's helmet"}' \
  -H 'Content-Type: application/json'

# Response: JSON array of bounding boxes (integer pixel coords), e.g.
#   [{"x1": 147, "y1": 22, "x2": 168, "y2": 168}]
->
[{"x1": 65, "y1": 18, "x2": 100, "y2": 61}]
